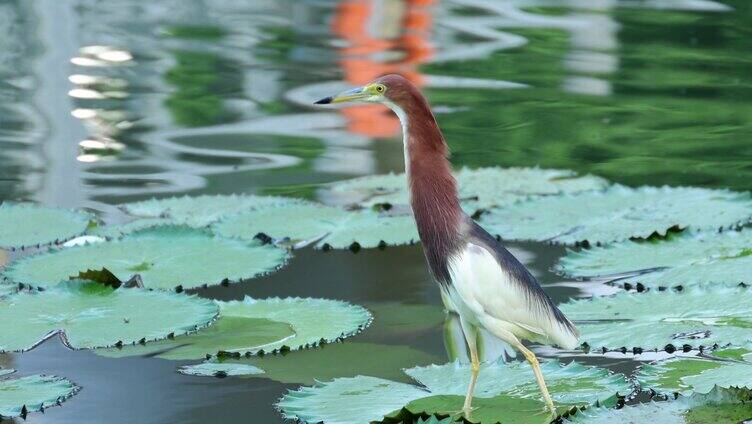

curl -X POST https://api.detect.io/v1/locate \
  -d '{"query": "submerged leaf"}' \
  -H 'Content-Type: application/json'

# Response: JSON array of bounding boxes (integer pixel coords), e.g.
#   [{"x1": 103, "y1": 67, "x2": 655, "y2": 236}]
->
[
  {"x1": 2, "y1": 226, "x2": 289, "y2": 290},
  {"x1": 0, "y1": 281, "x2": 218, "y2": 351},
  {"x1": 480, "y1": 186, "x2": 752, "y2": 245},
  {"x1": 121, "y1": 194, "x2": 306, "y2": 227},
  {"x1": 177, "y1": 362, "x2": 263, "y2": 378},
  {"x1": 214, "y1": 205, "x2": 418, "y2": 249},
  {"x1": 278, "y1": 360, "x2": 629, "y2": 424},
  {"x1": 0, "y1": 203, "x2": 92, "y2": 249},
  {"x1": 556, "y1": 230, "x2": 752, "y2": 288},
  {"x1": 563, "y1": 386, "x2": 752, "y2": 423},
  {"x1": 0, "y1": 374, "x2": 79, "y2": 418},
  {"x1": 559, "y1": 284, "x2": 752, "y2": 349},
  {"x1": 637, "y1": 346, "x2": 752, "y2": 396},
  {"x1": 98, "y1": 297, "x2": 371, "y2": 360}
]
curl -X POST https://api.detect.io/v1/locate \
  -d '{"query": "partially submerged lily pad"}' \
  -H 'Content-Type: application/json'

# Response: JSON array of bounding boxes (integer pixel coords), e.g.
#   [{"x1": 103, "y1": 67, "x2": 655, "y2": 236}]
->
[
  {"x1": 564, "y1": 386, "x2": 752, "y2": 423},
  {"x1": 98, "y1": 297, "x2": 371, "y2": 360},
  {"x1": 2, "y1": 226, "x2": 289, "y2": 290},
  {"x1": 480, "y1": 186, "x2": 752, "y2": 245},
  {"x1": 0, "y1": 280, "x2": 218, "y2": 351},
  {"x1": 278, "y1": 360, "x2": 629, "y2": 424},
  {"x1": 322, "y1": 167, "x2": 608, "y2": 214},
  {"x1": 559, "y1": 284, "x2": 752, "y2": 350},
  {"x1": 637, "y1": 346, "x2": 752, "y2": 396},
  {"x1": 0, "y1": 374, "x2": 79, "y2": 418},
  {"x1": 214, "y1": 205, "x2": 419, "y2": 249},
  {"x1": 0, "y1": 203, "x2": 92, "y2": 249},
  {"x1": 120, "y1": 194, "x2": 306, "y2": 227},
  {"x1": 177, "y1": 362, "x2": 263, "y2": 378},
  {"x1": 88, "y1": 217, "x2": 172, "y2": 239},
  {"x1": 556, "y1": 230, "x2": 752, "y2": 288}
]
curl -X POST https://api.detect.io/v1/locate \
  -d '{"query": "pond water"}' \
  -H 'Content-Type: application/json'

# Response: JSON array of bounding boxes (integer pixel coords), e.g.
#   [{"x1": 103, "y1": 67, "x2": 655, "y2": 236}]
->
[{"x1": 0, "y1": 0, "x2": 750, "y2": 422}]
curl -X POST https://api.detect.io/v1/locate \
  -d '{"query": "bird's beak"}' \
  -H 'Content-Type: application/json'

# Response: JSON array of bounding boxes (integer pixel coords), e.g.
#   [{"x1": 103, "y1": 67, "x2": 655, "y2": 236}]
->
[{"x1": 314, "y1": 86, "x2": 368, "y2": 105}]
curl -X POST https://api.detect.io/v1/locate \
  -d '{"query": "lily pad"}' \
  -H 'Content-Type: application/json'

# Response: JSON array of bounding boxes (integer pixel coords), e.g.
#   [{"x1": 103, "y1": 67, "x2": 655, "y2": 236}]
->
[
  {"x1": 480, "y1": 186, "x2": 752, "y2": 245},
  {"x1": 214, "y1": 205, "x2": 419, "y2": 249},
  {"x1": 177, "y1": 362, "x2": 263, "y2": 378},
  {"x1": 563, "y1": 386, "x2": 752, "y2": 423},
  {"x1": 559, "y1": 284, "x2": 752, "y2": 350},
  {"x1": 0, "y1": 280, "x2": 218, "y2": 351},
  {"x1": 121, "y1": 194, "x2": 306, "y2": 227},
  {"x1": 88, "y1": 218, "x2": 172, "y2": 239},
  {"x1": 637, "y1": 347, "x2": 752, "y2": 396},
  {"x1": 323, "y1": 167, "x2": 609, "y2": 214},
  {"x1": 278, "y1": 360, "x2": 629, "y2": 424},
  {"x1": 2, "y1": 226, "x2": 289, "y2": 290},
  {"x1": 0, "y1": 374, "x2": 79, "y2": 418},
  {"x1": 98, "y1": 297, "x2": 371, "y2": 360},
  {"x1": 556, "y1": 230, "x2": 752, "y2": 289},
  {"x1": 0, "y1": 203, "x2": 92, "y2": 249}
]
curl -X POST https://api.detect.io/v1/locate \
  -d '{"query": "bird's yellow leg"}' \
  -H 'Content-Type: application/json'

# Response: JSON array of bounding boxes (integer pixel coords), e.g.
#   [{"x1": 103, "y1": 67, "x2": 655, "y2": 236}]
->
[
  {"x1": 516, "y1": 343, "x2": 555, "y2": 414},
  {"x1": 459, "y1": 319, "x2": 480, "y2": 419}
]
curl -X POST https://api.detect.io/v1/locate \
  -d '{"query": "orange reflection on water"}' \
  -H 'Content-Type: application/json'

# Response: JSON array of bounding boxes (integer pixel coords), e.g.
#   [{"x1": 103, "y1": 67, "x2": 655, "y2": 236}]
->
[{"x1": 332, "y1": 0, "x2": 434, "y2": 138}]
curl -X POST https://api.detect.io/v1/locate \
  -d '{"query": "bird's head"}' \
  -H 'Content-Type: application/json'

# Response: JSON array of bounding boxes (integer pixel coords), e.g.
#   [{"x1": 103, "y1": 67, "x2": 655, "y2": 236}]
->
[{"x1": 314, "y1": 74, "x2": 414, "y2": 107}]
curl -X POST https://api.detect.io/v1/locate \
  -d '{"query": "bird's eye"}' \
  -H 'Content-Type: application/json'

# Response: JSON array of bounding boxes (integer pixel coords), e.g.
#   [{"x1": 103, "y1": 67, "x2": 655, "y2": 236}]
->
[{"x1": 376, "y1": 85, "x2": 385, "y2": 93}]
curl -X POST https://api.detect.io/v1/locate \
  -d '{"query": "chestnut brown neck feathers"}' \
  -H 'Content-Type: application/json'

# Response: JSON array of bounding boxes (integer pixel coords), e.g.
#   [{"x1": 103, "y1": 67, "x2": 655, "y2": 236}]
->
[{"x1": 379, "y1": 75, "x2": 465, "y2": 284}]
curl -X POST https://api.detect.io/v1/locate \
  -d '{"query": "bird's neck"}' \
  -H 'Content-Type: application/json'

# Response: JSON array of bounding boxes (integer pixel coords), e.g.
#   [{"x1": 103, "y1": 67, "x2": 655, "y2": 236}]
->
[{"x1": 386, "y1": 95, "x2": 464, "y2": 282}]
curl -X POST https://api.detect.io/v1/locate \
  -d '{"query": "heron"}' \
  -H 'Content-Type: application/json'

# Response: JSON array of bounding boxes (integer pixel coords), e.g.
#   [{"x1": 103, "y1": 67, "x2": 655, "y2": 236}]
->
[{"x1": 315, "y1": 74, "x2": 579, "y2": 418}]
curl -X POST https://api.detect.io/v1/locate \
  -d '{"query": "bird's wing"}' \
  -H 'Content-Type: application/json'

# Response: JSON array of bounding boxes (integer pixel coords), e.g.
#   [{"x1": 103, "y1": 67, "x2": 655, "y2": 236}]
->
[{"x1": 447, "y1": 220, "x2": 579, "y2": 349}]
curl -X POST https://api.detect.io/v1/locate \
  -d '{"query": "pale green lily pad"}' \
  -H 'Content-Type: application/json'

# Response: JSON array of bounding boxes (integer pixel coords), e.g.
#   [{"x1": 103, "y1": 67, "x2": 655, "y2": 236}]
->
[
  {"x1": 556, "y1": 230, "x2": 752, "y2": 289},
  {"x1": 480, "y1": 186, "x2": 752, "y2": 245},
  {"x1": 0, "y1": 281, "x2": 218, "y2": 352},
  {"x1": 121, "y1": 194, "x2": 307, "y2": 227},
  {"x1": 88, "y1": 218, "x2": 173, "y2": 239},
  {"x1": 98, "y1": 297, "x2": 371, "y2": 360},
  {"x1": 0, "y1": 374, "x2": 79, "y2": 418},
  {"x1": 180, "y1": 342, "x2": 442, "y2": 385},
  {"x1": 177, "y1": 362, "x2": 263, "y2": 378},
  {"x1": 2, "y1": 226, "x2": 289, "y2": 290},
  {"x1": 0, "y1": 203, "x2": 93, "y2": 249},
  {"x1": 560, "y1": 284, "x2": 752, "y2": 350},
  {"x1": 637, "y1": 347, "x2": 752, "y2": 396},
  {"x1": 214, "y1": 205, "x2": 419, "y2": 249},
  {"x1": 323, "y1": 168, "x2": 608, "y2": 214},
  {"x1": 564, "y1": 386, "x2": 752, "y2": 423},
  {"x1": 278, "y1": 360, "x2": 629, "y2": 424}
]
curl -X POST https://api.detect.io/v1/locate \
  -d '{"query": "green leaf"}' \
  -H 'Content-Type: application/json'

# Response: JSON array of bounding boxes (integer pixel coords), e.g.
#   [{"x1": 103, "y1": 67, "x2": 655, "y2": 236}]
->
[
  {"x1": 637, "y1": 347, "x2": 752, "y2": 396},
  {"x1": 559, "y1": 284, "x2": 752, "y2": 350},
  {"x1": 323, "y1": 167, "x2": 608, "y2": 214},
  {"x1": 2, "y1": 226, "x2": 289, "y2": 290},
  {"x1": 177, "y1": 362, "x2": 263, "y2": 378},
  {"x1": 214, "y1": 205, "x2": 419, "y2": 249},
  {"x1": 0, "y1": 203, "x2": 93, "y2": 249},
  {"x1": 480, "y1": 186, "x2": 752, "y2": 245},
  {"x1": 88, "y1": 218, "x2": 173, "y2": 239},
  {"x1": 120, "y1": 194, "x2": 307, "y2": 227},
  {"x1": 556, "y1": 230, "x2": 752, "y2": 289},
  {"x1": 278, "y1": 360, "x2": 629, "y2": 424},
  {"x1": 0, "y1": 281, "x2": 218, "y2": 351},
  {"x1": 563, "y1": 386, "x2": 752, "y2": 423},
  {"x1": 0, "y1": 374, "x2": 79, "y2": 418},
  {"x1": 98, "y1": 297, "x2": 371, "y2": 360}
]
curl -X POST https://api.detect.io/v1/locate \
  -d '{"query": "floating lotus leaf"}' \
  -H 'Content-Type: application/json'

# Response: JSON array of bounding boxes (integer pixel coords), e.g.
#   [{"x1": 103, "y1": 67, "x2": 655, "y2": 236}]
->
[
  {"x1": 278, "y1": 360, "x2": 629, "y2": 424},
  {"x1": 323, "y1": 168, "x2": 608, "y2": 214},
  {"x1": 0, "y1": 284, "x2": 16, "y2": 298},
  {"x1": 88, "y1": 218, "x2": 172, "y2": 239},
  {"x1": 0, "y1": 281, "x2": 218, "y2": 351},
  {"x1": 556, "y1": 230, "x2": 752, "y2": 289},
  {"x1": 559, "y1": 284, "x2": 752, "y2": 350},
  {"x1": 563, "y1": 386, "x2": 752, "y2": 423},
  {"x1": 214, "y1": 205, "x2": 418, "y2": 249},
  {"x1": 98, "y1": 297, "x2": 371, "y2": 360},
  {"x1": 0, "y1": 374, "x2": 79, "y2": 418},
  {"x1": 480, "y1": 186, "x2": 752, "y2": 245},
  {"x1": 179, "y1": 342, "x2": 442, "y2": 385},
  {"x1": 637, "y1": 347, "x2": 752, "y2": 396},
  {"x1": 177, "y1": 362, "x2": 263, "y2": 378},
  {"x1": 0, "y1": 203, "x2": 92, "y2": 249},
  {"x1": 2, "y1": 226, "x2": 289, "y2": 290},
  {"x1": 121, "y1": 194, "x2": 306, "y2": 227}
]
